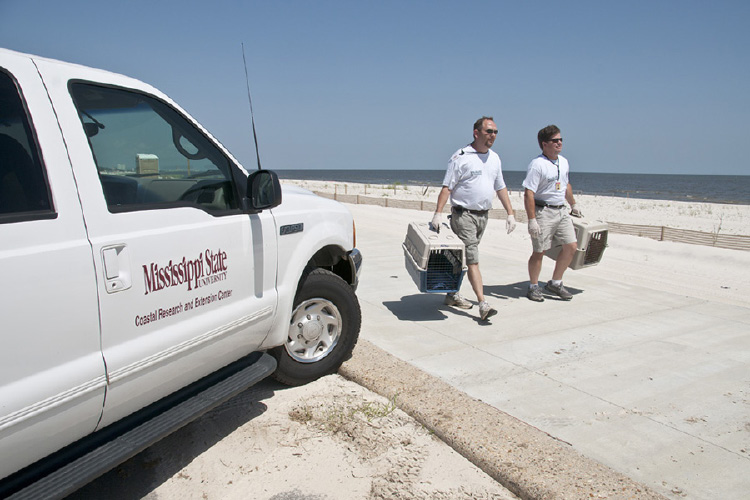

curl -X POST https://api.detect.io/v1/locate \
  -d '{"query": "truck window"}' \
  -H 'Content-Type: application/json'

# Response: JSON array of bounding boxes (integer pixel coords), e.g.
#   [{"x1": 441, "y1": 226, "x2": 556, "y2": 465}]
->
[
  {"x1": 69, "y1": 83, "x2": 240, "y2": 213},
  {"x1": 0, "y1": 69, "x2": 54, "y2": 221}
]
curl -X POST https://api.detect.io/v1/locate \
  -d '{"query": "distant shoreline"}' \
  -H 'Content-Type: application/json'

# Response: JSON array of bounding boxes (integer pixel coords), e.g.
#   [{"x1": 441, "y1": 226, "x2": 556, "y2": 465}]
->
[{"x1": 276, "y1": 169, "x2": 750, "y2": 206}]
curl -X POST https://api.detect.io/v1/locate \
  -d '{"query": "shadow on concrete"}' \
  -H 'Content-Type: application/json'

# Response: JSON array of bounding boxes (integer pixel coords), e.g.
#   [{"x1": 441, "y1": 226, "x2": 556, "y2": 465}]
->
[
  {"x1": 383, "y1": 293, "x2": 503, "y2": 325},
  {"x1": 484, "y1": 281, "x2": 529, "y2": 300},
  {"x1": 383, "y1": 293, "x2": 448, "y2": 321},
  {"x1": 484, "y1": 280, "x2": 583, "y2": 301}
]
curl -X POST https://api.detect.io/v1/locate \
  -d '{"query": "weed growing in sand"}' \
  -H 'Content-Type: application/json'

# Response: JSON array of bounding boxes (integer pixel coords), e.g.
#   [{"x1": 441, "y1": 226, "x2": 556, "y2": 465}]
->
[
  {"x1": 713, "y1": 214, "x2": 724, "y2": 242},
  {"x1": 386, "y1": 182, "x2": 403, "y2": 194},
  {"x1": 290, "y1": 395, "x2": 398, "y2": 434},
  {"x1": 357, "y1": 396, "x2": 397, "y2": 421},
  {"x1": 288, "y1": 404, "x2": 314, "y2": 424},
  {"x1": 320, "y1": 405, "x2": 348, "y2": 433},
  {"x1": 323, "y1": 396, "x2": 398, "y2": 432}
]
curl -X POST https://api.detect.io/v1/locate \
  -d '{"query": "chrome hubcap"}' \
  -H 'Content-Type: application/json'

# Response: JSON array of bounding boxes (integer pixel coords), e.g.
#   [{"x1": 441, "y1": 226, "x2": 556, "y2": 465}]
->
[{"x1": 287, "y1": 298, "x2": 342, "y2": 363}]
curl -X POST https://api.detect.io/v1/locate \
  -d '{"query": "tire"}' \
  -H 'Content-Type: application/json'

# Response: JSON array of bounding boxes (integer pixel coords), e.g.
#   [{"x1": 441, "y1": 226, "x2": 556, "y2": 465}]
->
[{"x1": 271, "y1": 268, "x2": 361, "y2": 386}]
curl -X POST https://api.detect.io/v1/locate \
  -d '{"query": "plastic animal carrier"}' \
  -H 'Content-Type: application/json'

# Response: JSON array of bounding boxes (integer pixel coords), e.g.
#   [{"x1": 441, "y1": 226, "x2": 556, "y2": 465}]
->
[
  {"x1": 545, "y1": 219, "x2": 609, "y2": 270},
  {"x1": 403, "y1": 222, "x2": 467, "y2": 293}
]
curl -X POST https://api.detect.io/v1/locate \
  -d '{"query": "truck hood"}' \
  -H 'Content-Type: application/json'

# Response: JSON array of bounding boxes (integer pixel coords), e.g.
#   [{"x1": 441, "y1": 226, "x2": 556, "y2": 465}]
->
[{"x1": 280, "y1": 184, "x2": 316, "y2": 197}]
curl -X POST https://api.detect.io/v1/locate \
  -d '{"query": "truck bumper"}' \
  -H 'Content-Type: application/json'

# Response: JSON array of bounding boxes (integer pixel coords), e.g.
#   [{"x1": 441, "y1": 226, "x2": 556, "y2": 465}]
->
[{"x1": 348, "y1": 248, "x2": 363, "y2": 291}]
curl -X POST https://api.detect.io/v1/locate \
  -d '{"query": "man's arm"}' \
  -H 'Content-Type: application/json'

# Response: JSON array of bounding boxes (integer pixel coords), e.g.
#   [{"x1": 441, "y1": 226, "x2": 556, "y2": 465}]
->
[
  {"x1": 430, "y1": 186, "x2": 451, "y2": 232},
  {"x1": 497, "y1": 187, "x2": 516, "y2": 234},
  {"x1": 524, "y1": 188, "x2": 537, "y2": 220},
  {"x1": 524, "y1": 188, "x2": 541, "y2": 237},
  {"x1": 566, "y1": 183, "x2": 582, "y2": 217},
  {"x1": 435, "y1": 186, "x2": 451, "y2": 214},
  {"x1": 496, "y1": 187, "x2": 514, "y2": 216},
  {"x1": 565, "y1": 183, "x2": 576, "y2": 206}
]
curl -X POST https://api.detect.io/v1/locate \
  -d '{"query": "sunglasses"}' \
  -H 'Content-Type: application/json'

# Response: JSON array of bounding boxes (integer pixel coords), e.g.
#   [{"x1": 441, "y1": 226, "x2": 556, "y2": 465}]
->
[
  {"x1": 548, "y1": 138, "x2": 563, "y2": 144},
  {"x1": 484, "y1": 129, "x2": 499, "y2": 135}
]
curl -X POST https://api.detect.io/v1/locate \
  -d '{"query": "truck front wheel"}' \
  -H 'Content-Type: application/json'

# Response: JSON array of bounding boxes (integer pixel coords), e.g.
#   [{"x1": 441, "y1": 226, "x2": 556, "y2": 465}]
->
[{"x1": 272, "y1": 268, "x2": 361, "y2": 386}]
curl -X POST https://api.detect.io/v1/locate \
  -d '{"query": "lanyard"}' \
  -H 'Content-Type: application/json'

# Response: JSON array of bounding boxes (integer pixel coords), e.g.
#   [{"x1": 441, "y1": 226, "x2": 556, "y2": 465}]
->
[{"x1": 544, "y1": 155, "x2": 560, "y2": 180}]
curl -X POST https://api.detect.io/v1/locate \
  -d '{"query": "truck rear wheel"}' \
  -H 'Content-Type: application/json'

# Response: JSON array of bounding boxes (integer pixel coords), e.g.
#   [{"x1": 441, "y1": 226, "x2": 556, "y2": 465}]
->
[{"x1": 272, "y1": 268, "x2": 361, "y2": 386}]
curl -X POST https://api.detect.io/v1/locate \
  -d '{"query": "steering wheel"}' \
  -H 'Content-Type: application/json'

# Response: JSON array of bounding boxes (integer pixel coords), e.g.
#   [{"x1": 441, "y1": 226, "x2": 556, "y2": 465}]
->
[{"x1": 179, "y1": 180, "x2": 230, "y2": 208}]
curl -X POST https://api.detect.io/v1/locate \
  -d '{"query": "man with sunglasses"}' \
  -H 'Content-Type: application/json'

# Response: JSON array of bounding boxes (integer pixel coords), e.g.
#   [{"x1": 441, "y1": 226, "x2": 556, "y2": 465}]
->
[
  {"x1": 522, "y1": 124, "x2": 582, "y2": 302},
  {"x1": 430, "y1": 116, "x2": 517, "y2": 321}
]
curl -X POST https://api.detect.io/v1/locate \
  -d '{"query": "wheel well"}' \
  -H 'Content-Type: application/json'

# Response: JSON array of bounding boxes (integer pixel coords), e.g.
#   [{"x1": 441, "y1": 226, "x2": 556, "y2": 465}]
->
[{"x1": 307, "y1": 245, "x2": 354, "y2": 285}]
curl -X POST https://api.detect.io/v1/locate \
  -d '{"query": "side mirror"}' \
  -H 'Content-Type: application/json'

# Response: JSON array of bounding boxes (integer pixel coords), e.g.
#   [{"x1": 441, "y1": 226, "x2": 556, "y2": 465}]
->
[{"x1": 246, "y1": 170, "x2": 282, "y2": 212}]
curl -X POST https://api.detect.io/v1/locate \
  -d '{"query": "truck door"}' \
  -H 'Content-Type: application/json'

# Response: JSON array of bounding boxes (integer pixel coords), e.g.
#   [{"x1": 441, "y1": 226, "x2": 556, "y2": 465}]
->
[
  {"x1": 36, "y1": 66, "x2": 279, "y2": 428},
  {"x1": 0, "y1": 55, "x2": 105, "y2": 480}
]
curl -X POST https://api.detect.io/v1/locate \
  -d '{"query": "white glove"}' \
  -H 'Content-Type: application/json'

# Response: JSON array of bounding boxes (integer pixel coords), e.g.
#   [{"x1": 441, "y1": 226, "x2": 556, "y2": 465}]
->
[
  {"x1": 506, "y1": 214, "x2": 516, "y2": 234},
  {"x1": 570, "y1": 204, "x2": 583, "y2": 218},
  {"x1": 429, "y1": 212, "x2": 442, "y2": 233},
  {"x1": 527, "y1": 218, "x2": 541, "y2": 238}
]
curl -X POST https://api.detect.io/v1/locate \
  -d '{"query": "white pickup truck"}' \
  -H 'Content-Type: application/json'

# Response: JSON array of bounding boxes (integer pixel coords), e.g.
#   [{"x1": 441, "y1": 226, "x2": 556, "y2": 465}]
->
[{"x1": 0, "y1": 48, "x2": 362, "y2": 498}]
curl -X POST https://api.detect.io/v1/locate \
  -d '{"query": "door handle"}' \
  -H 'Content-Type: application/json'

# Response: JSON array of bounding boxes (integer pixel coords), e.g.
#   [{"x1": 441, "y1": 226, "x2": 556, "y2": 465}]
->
[{"x1": 101, "y1": 245, "x2": 132, "y2": 293}]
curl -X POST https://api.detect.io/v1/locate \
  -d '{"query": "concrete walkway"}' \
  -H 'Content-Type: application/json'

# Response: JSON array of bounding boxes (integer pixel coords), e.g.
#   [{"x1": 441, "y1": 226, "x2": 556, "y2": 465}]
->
[{"x1": 346, "y1": 203, "x2": 750, "y2": 500}]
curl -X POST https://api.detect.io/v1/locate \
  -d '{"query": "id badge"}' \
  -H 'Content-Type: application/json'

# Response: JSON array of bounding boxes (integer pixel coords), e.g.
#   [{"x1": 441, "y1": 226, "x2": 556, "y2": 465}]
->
[{"x1": 555, "y1": 182, "x2": 561, "y2": 191}]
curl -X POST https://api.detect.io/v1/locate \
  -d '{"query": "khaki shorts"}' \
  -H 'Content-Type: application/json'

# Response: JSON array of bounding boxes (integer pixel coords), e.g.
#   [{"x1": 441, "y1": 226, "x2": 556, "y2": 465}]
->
[
  {"x1": 449, "y1": 209, "x2": 488, "y2": 265},
  {"x1": 531, "y1": 206, "x2": 577, "y2": 253}
]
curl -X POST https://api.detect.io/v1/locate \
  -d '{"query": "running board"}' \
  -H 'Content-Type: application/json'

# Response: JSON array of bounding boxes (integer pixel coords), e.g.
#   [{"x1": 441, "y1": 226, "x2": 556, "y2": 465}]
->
[{"x1": 4, "y1": 352, "x2": 276, "y2": 500}]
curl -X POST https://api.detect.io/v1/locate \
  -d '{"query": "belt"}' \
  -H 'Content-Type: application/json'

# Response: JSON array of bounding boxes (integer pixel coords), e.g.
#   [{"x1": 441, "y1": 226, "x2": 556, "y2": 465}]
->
[
  {"x1": 534, "y1": 200, "x2": 565, "y2": 209},
  {"x1": 452, "y1": 205, "x2": 488, "y2": 216}
]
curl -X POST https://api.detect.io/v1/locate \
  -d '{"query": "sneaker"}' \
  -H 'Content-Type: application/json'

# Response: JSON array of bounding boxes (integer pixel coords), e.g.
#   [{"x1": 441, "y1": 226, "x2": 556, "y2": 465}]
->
[
  {"x1": 479, "y1": 301, "x2": 497, "y2": 321},
  {"x1": 545, "y1": 281, "x2": 573, "y2": 300},
  {"x1": 526, "y1": 286, "x2": 545, "y2": 302},
  {"x1": 444, "y1": 292, "x2": 473, "y2": 309}
]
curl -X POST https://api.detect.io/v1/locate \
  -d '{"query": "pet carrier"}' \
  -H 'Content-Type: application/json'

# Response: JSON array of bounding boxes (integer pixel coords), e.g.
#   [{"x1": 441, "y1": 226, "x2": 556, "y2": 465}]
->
[
  {"x1": 545, "y1": 219, "x2": 609, "y2": 270},
  {"x1": 403, "y1": 222, "x2": 467, "y2": 293}
]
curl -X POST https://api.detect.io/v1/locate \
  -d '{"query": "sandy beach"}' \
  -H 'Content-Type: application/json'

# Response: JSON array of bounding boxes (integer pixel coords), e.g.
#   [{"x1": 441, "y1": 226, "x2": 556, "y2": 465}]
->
[
  {"x1": 69, "y1": 179, "x2": 749, "y2": 500},
  {"x1": 282, "y1": 179, "x2": 750, "y2": 236},
  {"x1": 71, "y1": 375, "x2": 518, "y2": 500}
]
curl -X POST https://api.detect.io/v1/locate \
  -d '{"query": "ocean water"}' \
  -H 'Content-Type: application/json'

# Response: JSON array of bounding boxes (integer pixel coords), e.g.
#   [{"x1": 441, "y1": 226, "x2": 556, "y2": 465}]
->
[{"x1": 276, "y1": 169, "x2": 750, "y2": 205}]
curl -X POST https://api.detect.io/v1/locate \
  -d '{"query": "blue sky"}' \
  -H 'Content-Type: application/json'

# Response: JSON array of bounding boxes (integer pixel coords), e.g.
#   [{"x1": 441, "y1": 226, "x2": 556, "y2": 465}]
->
[{"x1": 1, "y1": 1, "x2": 748, "y2": 175}]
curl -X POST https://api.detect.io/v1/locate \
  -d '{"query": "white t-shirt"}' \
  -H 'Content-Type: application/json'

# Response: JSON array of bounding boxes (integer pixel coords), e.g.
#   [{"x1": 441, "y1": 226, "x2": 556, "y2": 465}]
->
[
  {"x1": 522, "y1": 154, "x2": 570, "y2": 205},
  {"x1": 442, "y1": 145, "x2": 506, "y2": 210}
]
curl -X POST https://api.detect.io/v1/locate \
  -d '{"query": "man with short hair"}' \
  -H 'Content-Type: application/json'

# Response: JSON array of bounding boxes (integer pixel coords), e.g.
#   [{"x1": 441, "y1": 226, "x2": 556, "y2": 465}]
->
[
  {"x1": 431, "y1": 116, "x2": 516, "y2": 321},
  {"x1": 523, "y1": 124, "x2": 582, "y2": 302}
]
